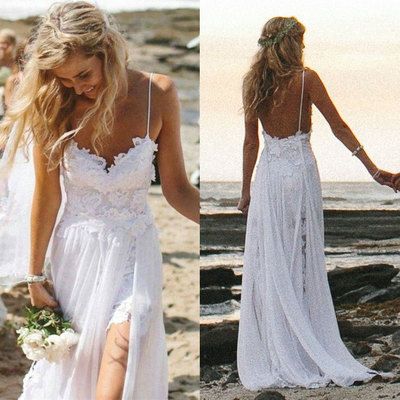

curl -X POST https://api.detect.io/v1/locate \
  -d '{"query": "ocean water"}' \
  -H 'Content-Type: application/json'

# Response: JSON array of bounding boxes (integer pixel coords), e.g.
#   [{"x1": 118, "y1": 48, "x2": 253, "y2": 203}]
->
[
  {"x1": 201, "y1": 181, "x2": 400, "y2": 213},
  {"x1": 0, "y1": 0, "x2": 199, "y2": 20}
]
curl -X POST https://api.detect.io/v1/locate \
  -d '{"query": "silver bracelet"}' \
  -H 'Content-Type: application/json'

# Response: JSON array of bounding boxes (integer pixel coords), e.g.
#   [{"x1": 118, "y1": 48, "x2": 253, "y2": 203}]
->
[
  {"x1": 25, "y1": 273, "x2": 47, "y2": 284},
  {"x1": 351, "y1": 144, "x2": 364, "y2": 156},
  {"x1": 372, "y1": 169, "x2": 381, "y2": 179}
]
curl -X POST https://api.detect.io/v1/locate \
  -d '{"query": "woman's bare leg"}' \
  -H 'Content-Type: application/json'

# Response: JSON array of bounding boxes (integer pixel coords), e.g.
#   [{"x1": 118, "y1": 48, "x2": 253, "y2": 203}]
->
[{"x1": 96, "y1": 320, "x2": 130, "y2": 400}]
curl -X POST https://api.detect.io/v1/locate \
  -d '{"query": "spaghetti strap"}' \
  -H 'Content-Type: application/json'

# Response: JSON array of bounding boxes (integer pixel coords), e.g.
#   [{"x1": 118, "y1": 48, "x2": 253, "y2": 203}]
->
[
  {"x1": 298, "y1": 70, "x2": 305, "y2": 132},
  {"x1": 146, "y1": 72, "x2": 153, "y2": 138}
]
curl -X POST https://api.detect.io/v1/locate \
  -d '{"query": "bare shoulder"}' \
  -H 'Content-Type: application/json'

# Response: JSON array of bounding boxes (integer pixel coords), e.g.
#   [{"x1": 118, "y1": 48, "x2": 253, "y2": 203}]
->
[
  {"x1": 147, "y1": 73, "x2": 179, "y2": 112},
  {"x1": 304, "y1": 67, "x2": 325, "y2": 89},
  {"x1": 304, "y1": 67, "x2": 320, "y2": 84},
  {"x1": 150, "y1": 73, "x2": 176, "y2": 93},
  {"x1": 128, "y1": 70, "x2": 176, "y2": 98}
]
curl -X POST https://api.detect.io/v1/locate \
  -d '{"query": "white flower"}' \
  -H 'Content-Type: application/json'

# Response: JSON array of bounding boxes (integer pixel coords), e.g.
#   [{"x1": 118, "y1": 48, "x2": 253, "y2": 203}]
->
[
  {"x1": 21, "y1": 343, "x2": 47, "y2": 361},
  {"x1": 60, "y1": 329, "x2": 79, "y2": 347},
  {"x1": 20, "y1": 330, "x2": 47, "y2": 361},
  {"x1": 24, "y1": 330, "x2": 45, "y2": 347},
  {"x1": 16, "y1": 327, "x2": 30, "y2": 338},
  {"x1": 44, "y1": 334, "x2": 69, "y2": 363}
]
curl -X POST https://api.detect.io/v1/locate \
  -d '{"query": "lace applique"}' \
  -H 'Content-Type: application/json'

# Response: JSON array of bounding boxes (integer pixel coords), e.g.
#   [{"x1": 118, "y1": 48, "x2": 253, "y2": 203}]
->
[
  {"x1": 55, "y1": 136, "x2": 158, "y2": 240},
  {"x1": 106, "y1": 295, "x2": 133, "y2": 331},
  {"x1": 262, "y1": 131, "x2": 314, "y2": 176},
  {"x1": 301, "y1": 203, "x2": 307, "y2": 294}
]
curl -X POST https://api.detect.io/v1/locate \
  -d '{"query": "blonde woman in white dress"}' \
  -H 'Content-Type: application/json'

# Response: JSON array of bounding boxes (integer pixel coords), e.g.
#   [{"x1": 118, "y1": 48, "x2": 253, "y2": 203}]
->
[
  {"x1": 237, "y1": 16, "x2": 396, "y2": 390},
  {"x1": 0, "y1": 2, "x2": 199, "y2": 399}
]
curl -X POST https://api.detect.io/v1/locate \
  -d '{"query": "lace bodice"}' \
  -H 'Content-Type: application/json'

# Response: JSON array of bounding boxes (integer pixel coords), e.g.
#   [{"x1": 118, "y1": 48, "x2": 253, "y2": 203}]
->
[{"x1": 56, "y1": 135, "x2": 158, "y2": 239}]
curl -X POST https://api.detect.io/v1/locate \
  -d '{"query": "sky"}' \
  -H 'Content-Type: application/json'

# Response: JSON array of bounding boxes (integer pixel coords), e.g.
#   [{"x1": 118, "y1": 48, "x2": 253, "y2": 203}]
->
[{"x1": 200, "y1": 0, "x2": 400, "y2": 182}]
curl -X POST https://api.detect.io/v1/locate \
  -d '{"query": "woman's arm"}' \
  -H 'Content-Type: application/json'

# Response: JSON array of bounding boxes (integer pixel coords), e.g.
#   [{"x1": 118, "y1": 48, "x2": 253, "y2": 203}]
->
[
  {"x1": 28, "y1": 142, "x2": 61, "y2": 308},
  {"x1": 155, "y1": 76, "x2": 199, "y2": 224},
  {"x1": 308, "y1": 69, "x2": 394, "y2": 188},
  {"x1": 238, "y1": 109, "x2": 259, "y2": 214}
]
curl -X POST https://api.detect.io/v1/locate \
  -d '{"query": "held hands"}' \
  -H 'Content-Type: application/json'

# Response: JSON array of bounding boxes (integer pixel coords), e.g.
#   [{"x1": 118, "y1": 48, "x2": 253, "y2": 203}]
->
[
  {"x1": 237, "y1": 193, "x2": 251, "y2": 215},
  {"x1": 28, "y1": 281, "x2": 59, "y2": 309},
  {"x1": 371, "y1": 169, "x2": 398, "y2": 192},
  {"x1": 392, "y1": 173, "x2": 400, "y2": 192}
]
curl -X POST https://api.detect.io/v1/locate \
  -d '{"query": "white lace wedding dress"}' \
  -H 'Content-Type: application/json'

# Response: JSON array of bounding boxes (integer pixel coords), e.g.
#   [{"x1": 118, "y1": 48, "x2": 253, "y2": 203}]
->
[
  {"x1": 0, "y1": 74, "x2": 168, "y2": 399},
  {"x1": 237, "y1": 70, "x2": 392, "y2": 389}
]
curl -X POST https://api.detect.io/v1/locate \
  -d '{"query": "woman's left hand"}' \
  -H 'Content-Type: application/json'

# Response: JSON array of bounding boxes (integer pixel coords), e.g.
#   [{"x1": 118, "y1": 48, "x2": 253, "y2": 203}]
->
[
  {"x1": 373, "y1": 170, "x2": 397, "y2": 192},
  {"x1": 391, "y1": 173, "x2": 400, "y2": 192}
]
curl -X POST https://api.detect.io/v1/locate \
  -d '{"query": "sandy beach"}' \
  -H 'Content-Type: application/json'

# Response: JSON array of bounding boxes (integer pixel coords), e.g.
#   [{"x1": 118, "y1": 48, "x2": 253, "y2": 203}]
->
[{"x1": 0, "y1": 7, "x2": 199, "y2": 400}]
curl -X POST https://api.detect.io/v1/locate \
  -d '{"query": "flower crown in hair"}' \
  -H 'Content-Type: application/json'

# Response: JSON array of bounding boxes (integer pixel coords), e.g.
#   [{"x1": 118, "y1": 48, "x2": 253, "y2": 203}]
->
[{"x1": 258, "y1": 19, "x2": 297, "y2": 47}]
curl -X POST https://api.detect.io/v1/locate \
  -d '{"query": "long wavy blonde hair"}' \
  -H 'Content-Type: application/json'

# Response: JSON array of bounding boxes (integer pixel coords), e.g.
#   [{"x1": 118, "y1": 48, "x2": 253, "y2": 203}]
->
[
  {"x1": 243, "y1": 16, "x2": 305, "y2": 118},
  {"x1": 0, "y1": 1, "x2": 129, "y2": 172}
]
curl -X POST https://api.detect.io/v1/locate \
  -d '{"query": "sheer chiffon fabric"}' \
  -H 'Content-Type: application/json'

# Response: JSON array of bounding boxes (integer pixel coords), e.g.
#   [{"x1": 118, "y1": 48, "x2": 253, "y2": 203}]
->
[
  {"x1": 237, "y1": 71, "x2": 393, "y2": 390},
  {"x1": 0, "y1": 74, "x2": 169, "y2": 399}
]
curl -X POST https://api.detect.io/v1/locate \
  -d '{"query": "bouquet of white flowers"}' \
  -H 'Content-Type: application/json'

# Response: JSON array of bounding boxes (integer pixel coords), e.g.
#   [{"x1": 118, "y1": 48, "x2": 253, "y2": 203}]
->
[{"x1": 16, "y1": 306, "x2": 79, "y2": 363}]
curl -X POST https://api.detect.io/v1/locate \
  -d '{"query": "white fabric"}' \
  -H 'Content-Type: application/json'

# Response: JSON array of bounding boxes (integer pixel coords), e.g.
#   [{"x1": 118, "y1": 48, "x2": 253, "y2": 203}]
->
[
  {"x1": 0, "y1": 128, "x2": 39, "y2": 286},
  {"x1": 1, "y1": 75, "x2": 168, "y2": 399},
  {"x1": 237, "y1": 71, "x2": 394, "y2": 389}
]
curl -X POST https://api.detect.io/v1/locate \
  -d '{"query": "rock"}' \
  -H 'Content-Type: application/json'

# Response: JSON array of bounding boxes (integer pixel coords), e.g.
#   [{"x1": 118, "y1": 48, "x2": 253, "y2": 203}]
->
[
  {"x1": 200, "y1": 365, "x2": 223, "y2": 383},
  {"x1": 389, "y1": 347, "x2": 400, "y2": 356},
  {"x1": 338, "y1": 320, "x2": 400, "y2": 340},
  {"x1": 335, "y1": 285, "x2": 377, "y2": 304},
  {"x1": 169, "y1": 53, "x2": 200, "y2": 73},
  {"x1": 254, "y1": 391, "x2": 286, "y2": 400},
  {"x1": 328, "y1": 264, "x2": 399, "y2": 299},
  {"x1": 349, "y1": 341, "x2": 371, "y2": 356},
  {"x1": 371, "y1": 355, "x2": 400, "y2": 372},
  {"x1": 224, "y1": 371, "x2": 239, "y2": 384},
  {"x1": 391, "y1": 330, "x2": 400, "y2": 347},
  {"x1": 370, "y1": 343, "x2": 390, "y2": 356},
  {"x1": 359, "y1": 285, "x2": 400, "y2": 304},
  {"x1": 201, "y1": 266, "x2": 241, "y2": 288},
  {"x1": 201, "y1": 287, "x2": 235, "y2": 304},
  {"x1": 201, "y1": 320, "x2": 238, "y2": 365}
]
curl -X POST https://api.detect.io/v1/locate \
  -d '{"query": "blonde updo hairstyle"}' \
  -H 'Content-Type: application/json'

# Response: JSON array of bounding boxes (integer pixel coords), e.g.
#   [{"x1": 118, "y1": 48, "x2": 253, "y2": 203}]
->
[
  {"x1": 0, "y1": 1, "x2": 129, "y2": 172},
  {"x1": 242, "y1": 16, "x2": 305, "y2": 119}
]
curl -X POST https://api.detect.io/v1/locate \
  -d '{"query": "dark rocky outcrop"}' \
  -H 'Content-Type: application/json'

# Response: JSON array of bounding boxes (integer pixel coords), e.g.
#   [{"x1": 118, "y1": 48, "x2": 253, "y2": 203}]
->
[
  {"x1": 254, "y1": 391, "x2": 286, "y2": 400},
  {"x1": 328, "y1": 264, "x2": 399, "y2": 299},
  {"x1": 371, "y1": 355, "x2": 400, "y2": 372}
]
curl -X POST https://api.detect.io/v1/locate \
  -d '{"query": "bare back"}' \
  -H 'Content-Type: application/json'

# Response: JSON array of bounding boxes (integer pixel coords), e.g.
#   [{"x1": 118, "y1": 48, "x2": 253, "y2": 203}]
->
[{"x1": 258, "y1": 69, "x2": 312, "y2": 138}]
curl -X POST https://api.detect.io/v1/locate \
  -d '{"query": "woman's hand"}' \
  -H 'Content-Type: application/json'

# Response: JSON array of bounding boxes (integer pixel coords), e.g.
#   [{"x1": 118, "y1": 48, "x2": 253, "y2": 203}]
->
[
  {"x1": 28, "y1": 281, "x2": 59, "y2": 309},
  {"x1": 392, "y1": 173, "x2": 400, "y2": 192},
  {"x1": 237, "y1": 192, "x2": 251, "y2": 215},
  {"x1": 372, "y1": 169, "x2": 397, "y2": 192}
]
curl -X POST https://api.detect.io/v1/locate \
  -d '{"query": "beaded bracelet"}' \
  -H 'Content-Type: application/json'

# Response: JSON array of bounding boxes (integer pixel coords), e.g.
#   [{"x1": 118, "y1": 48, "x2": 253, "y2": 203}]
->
[
  {"x1": 25, "y1": 273, "x2": 47, "y2": 284},
  {"x1": 351, "y1": 144, "x2": 364, "y2": 156}
]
